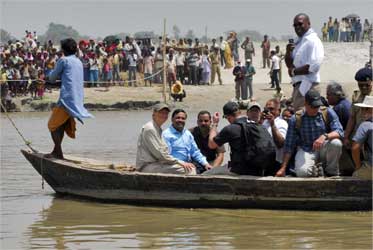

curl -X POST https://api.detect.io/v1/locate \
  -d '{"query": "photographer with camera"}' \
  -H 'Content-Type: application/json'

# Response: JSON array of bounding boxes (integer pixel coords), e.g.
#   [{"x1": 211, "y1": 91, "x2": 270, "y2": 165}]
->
[{"x1": 262, "y1": 98, "x2": 288, "y2": 175}]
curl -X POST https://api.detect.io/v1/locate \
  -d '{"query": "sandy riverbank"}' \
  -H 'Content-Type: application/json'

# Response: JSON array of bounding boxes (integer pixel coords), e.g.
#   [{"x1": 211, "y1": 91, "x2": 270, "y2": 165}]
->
[{"x1": 11, "y1": 41, "x2": 371, "y2": 113}]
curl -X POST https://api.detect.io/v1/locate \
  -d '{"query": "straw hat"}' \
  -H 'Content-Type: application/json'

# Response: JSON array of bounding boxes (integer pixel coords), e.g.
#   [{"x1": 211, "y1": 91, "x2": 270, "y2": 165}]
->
[{"x1": 354, "y1": 96, "x2": 373, "y2": 108}]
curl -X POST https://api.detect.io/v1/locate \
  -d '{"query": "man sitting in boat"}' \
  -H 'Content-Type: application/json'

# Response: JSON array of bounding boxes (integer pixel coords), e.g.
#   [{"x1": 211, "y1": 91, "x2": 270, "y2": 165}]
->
[
  {"x1": 351, "y1": 96, "x2": 373, "y2": 180},
  {"x1": 276, "y1": 89, "x2": 344, "y2": 177},
  {"x1": 205, "y1": 101, "x2": 276, "y2": 176},
  {"x1": 189, "y1": 110, "x2": 225, "y2": 174},
  {"x1": 162, "y1": 109, "x2": 213, "y2": 173},
  {"x1": 46, "y1": 38, "x2": 93, "y2": 159},
  {"x1": 136, "y1": 103, "x2": 196, "y2": 174}
]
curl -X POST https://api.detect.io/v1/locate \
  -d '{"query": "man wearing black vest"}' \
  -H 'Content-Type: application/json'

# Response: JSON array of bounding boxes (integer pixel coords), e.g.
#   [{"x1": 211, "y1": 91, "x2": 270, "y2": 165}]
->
[
  {"x1": 189, "y1": 111, "x2": 225, "y2": 174},
  {"x1": 204, "y1": 101, "x2": 276, "y2": 176}
]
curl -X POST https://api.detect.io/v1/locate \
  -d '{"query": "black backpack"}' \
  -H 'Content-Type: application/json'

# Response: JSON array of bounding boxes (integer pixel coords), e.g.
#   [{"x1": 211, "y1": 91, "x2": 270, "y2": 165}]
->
[{"x1": 234, "y1": 119, "x2": 276, "y2": 172}]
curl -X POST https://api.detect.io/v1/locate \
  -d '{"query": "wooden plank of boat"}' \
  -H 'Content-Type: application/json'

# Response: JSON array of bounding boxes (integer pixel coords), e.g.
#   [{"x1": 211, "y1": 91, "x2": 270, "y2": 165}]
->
[{"x1": 21, "y1": 149, "x2": 372, "y2": 210}]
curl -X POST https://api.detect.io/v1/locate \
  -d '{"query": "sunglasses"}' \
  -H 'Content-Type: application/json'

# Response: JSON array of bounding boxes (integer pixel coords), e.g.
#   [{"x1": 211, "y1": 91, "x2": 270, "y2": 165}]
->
[{"x1": 293, "y1": 22, "x2": 303, "y2": 27}]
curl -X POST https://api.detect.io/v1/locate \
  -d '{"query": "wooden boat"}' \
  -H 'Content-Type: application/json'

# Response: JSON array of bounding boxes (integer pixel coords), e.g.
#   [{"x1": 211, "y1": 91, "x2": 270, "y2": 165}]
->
[{"x1": 21, "y1": 149, "x2": 372, "y2": 210}]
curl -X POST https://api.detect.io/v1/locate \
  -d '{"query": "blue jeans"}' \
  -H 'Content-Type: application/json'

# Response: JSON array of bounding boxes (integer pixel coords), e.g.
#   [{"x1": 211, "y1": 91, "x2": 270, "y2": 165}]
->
[
  {"x1": 89, "y1": 70, "x2": 99, "y2": 86},
  {"x1": 128, "y1": 66, "x2": 137, "y2": 86}
]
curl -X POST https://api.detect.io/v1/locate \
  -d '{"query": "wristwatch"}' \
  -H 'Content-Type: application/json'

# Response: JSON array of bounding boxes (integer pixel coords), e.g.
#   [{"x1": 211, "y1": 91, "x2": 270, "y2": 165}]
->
[
  {"x1": 323, "y1": 133, "x2": 329, "y2": 140},
  {"x1": 291, "y1": 68, "x2": 296, "y2": 77}
]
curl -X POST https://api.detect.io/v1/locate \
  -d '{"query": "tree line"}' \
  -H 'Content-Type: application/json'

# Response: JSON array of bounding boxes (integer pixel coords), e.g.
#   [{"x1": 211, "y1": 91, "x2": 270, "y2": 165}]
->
[{"x1": 1, "y1": 23, "x2": 283, "y2": 45}]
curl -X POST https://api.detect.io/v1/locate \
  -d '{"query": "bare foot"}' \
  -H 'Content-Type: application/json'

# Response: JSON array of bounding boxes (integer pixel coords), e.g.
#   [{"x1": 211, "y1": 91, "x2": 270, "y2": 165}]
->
[{"x1": 44, "y1": 152, "x2": 64, "y2": 159}]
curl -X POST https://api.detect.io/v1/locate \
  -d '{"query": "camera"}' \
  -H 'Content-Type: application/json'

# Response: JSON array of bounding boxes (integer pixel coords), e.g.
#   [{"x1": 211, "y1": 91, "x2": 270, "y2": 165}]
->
[{"x1": 263, "y1": 108, "x2": 270, "y2": 116}]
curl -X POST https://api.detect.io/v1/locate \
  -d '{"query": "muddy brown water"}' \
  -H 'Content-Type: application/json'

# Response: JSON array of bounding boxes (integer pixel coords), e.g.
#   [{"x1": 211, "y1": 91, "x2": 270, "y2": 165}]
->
[{"x1": 1, "y1": 111, "x2": 372, "y2": 250}]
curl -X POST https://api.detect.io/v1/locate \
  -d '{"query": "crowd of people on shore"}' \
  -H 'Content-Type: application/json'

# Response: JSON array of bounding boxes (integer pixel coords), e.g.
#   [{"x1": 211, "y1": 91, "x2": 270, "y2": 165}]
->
[
  {"x1": 321, "y1": 16, "x2": 372, "y2": 42},
  {"x1": 0, "y1": 27, "x2": 286, "y2": 109}
]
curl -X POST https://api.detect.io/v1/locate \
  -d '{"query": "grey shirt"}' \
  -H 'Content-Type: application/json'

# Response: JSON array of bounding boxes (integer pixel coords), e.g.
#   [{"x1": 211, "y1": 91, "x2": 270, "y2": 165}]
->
[
  {"x1": 352, "y1": 120, "x2": 373, "y2": 166},
  {"x1": 136, "y1": 120, "x2": 181, "y2": 169}
]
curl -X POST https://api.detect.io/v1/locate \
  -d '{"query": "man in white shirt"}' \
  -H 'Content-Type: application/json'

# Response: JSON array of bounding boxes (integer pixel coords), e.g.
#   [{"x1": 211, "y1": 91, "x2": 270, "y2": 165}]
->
[
  {"x1": 261, "y1": 98, "x2": 288, "y2": 175},
  {"x1": 175, "y1": 50, "x2": 185, "y2": 83},
  {"x1": 219, "y1": 36, "x2": 227, "y2": 67},
  {"x1": 285, "y1": 13, "x2": 324, "y2": 111},
  {"x1": 270, "y1": 50, "x2": 281, "y2": 93}
]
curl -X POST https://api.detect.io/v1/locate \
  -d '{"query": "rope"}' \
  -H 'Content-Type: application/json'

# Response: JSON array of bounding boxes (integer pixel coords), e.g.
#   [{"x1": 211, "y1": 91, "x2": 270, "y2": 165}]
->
[
  {"x1": 2, "y1": 67, "x2": 165, "y2": 85},
  {"x1": 40, "y1": 155, "x2": 44, "y2": 189},
  {"x1": 0, "y1": 102, "x2": 38, "y2": 153}
]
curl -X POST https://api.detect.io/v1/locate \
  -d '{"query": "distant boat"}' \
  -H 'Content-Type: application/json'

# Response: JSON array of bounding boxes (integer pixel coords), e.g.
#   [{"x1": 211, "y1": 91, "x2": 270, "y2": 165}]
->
[{"x1": 21, "y1": 149, "x2": 372, "y2": 211}]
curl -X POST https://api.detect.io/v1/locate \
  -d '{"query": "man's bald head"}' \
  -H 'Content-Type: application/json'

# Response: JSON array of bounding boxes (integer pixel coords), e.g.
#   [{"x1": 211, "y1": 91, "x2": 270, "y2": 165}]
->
[
  {"x1": 294, "y1": 13, "x2": 310, "y2": 23},
  {"x1": 293, "y1": 13, "x2": 311, "y2": 37}
]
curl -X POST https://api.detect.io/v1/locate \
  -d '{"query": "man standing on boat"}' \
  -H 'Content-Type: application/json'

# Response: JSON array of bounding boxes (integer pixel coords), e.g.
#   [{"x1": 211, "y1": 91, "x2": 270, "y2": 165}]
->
[
  {"x1": 285, "y1": 13, "x2": 324, "y2": 111},
  {"x1": 136, "y1": 104, "x2": 196, "y2": 175},
  {"x1": 46, "y1": 38, "x2": 93, "y2": 159}
]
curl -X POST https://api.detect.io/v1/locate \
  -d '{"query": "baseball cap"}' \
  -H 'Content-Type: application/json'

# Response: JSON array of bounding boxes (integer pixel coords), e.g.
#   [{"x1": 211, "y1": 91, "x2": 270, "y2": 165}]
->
[
  {"x1": 223, "y1": 101, "x2": 239, "y2": 117},
  {"x1": 355, "y1": 67, "x2": 372, "y2": 82},
  {"x1": 153, "y1": 103, "x2": 170, "y2": 112},
  {"x1": 248, "y1": 102, "x2": 262, "y2": 111},
  {"x1": 305, "y1": 89, "x2": 323, "y2": 108}
]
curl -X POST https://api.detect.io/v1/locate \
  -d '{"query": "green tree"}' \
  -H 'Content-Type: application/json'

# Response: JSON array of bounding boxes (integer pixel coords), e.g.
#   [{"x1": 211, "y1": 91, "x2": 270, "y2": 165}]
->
[
  {"x1": 0, "y1": 29, "x2": 14, "y2": 43},
  {"x1": 134, "y1": 31, "x2": 156, "y2": 39},
  {"x1": 38, "y1": 22, "x2": 83, "y2": 44},
  {"x1": 185, "y1": 29, "x2": 195, "y2": 40}
]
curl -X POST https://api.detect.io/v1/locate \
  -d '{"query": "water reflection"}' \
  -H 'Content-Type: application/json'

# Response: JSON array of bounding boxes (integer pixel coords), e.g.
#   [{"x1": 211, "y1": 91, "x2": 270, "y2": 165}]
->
[{"x1": 27, "y1": 197, "x2": 372, "y2": 250}]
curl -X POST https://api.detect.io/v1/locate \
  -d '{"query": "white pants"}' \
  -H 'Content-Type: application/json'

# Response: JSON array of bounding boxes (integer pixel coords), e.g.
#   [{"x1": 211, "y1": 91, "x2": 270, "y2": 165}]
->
[
  {"x1": 139, "y1": 162, "x2": 197, "y2": 175},
  {"x1": 202, "y1": 164, "x2": 238, "y2": 176},
  {"x1": 294, "y1": 139, "x2": 342, "y2": 177}
]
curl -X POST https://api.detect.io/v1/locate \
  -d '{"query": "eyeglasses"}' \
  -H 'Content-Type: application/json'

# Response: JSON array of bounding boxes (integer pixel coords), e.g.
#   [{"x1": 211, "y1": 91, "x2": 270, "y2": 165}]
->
[{"x1": 293, "y1": 22, "x2": 303, "y2": 27}]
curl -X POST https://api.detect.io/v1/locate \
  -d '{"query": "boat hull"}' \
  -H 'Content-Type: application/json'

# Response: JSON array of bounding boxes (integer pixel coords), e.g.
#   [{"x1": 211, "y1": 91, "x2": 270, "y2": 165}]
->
[{"x1": 21, "y1": 149, "x2": 372, "y2": 210}]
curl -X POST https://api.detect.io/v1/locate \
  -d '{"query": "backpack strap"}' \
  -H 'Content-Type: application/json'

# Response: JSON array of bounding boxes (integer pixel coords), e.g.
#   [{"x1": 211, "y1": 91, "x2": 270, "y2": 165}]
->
[
  {"x1": 235, "y1": 120, "x2": 250, "y2": 149},
  {"x1": 320, "y1": 106, "x2": 330, "y2": 132},
  {"x1": 295, "y1": 109, "x2": 303, "y2": 130}
]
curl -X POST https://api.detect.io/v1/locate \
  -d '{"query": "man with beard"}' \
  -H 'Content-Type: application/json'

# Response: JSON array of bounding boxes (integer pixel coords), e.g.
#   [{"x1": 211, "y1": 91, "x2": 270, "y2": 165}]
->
[
  {"x1": 189, "y1": 111, "x2": 225, "y2": 173},
  {"x1": 162, "y1": 109, "x2": 213, "y2": 173},
  {"x1": 285, "y1": 13, "x2": 324, "y2": 111}
]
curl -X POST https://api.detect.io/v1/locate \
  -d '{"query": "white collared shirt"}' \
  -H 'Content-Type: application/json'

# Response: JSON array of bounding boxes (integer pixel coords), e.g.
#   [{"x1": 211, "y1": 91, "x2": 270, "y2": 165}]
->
[
  {"x1": 262, "y1": 117, "x2": 288, "y2": 163},
  {"x1": 292, "y1": 28, "x2": 324, "y2": 96}
]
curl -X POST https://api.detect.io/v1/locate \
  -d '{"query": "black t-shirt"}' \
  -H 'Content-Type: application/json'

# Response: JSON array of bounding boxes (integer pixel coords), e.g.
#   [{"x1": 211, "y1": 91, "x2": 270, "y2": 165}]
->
[
  {"x1": 214, "y1": 121, "x2": 245, "y2": 154},
  {"x1": 190, "y1": 126, "x2": 218, "y2": 162},
  {"x1": 214, "y1": 117, "x2": 262, "y2": 175}
]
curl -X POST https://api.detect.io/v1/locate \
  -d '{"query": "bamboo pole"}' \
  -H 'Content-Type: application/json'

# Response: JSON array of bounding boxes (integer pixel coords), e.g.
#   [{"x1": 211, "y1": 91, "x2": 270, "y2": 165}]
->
[{"x1": 162, "y1": 18, "x2": 167, "y2": 103}]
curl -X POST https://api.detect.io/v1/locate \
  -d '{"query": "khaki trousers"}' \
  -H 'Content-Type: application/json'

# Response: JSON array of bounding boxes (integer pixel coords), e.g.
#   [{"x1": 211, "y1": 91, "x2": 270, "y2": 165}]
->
[
  {"x1": 211, "y1": 64, "x2": 222, "y2": 84},
  {"x1": 292, "y1": 83, "x2": 321, "y2": 111}
]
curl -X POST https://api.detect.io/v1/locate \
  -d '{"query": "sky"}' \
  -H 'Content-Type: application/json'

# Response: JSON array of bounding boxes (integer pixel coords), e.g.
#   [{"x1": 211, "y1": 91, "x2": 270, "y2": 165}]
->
[{"x1": 1, "y1": 0, "x2": 372, "y2": 40}]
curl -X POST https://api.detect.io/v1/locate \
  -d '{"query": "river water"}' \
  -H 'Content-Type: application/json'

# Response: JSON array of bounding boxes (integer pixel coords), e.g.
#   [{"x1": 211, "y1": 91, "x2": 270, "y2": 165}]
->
[{"x1": 1, "y1": 111, "x2": 372, "y2": 250}]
